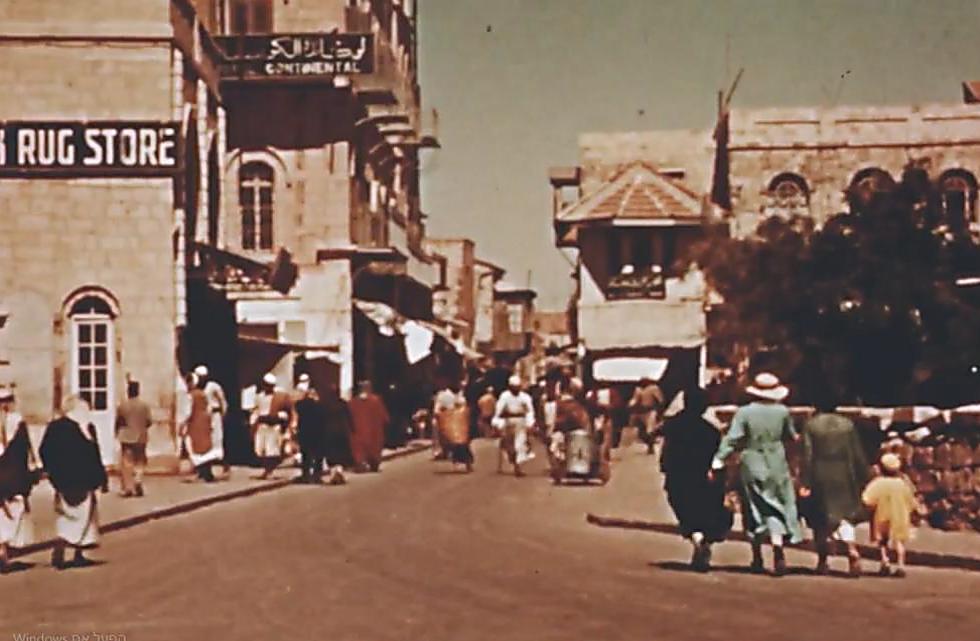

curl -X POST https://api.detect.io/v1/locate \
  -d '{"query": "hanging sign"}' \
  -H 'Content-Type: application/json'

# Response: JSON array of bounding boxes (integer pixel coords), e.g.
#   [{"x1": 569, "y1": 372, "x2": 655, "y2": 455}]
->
[
  {"x1": 218, "y1": 33, "x2": 375, "y2": 78},
  {"x1": 0, "y1": 121, "x2": 181, "y2": 177}
]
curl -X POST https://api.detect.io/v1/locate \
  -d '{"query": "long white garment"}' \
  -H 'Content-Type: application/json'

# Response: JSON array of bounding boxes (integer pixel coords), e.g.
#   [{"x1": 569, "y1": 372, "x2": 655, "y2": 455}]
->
[
  {"x1": 0, "y1": 496, "x2": 33, "y2": 548},
  {"x1": 204, "y1": 381, "x2": 227, "y2": 461},
  {"x1": 494, "y1": 391, "x2": 535, "y2": 465},
  {"x1": 55, "y1": 492, "x2": 99, "y2": 547},
  {"x1": 0, "y1": 411, "x2": 35, "y2": 548}
]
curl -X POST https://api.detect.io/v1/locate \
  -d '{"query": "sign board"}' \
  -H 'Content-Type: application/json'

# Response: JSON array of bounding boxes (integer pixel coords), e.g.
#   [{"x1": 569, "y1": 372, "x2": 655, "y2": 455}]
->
[
  {"x1": 0, "y1": 121, "x2": 181, "y2": 178},
  {"x1": 607, "y1": 271, "x2": 666, "y2": 300},
  {"x1": 218, "y1": 33, "x2": 375, "y2": 78}
]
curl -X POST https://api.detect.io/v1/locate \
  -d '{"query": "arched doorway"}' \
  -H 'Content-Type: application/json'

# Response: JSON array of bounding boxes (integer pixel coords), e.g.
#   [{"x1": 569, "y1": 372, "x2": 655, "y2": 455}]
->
[{"x1": 65, "y1": 290, "x2": 119, "y2": 464}]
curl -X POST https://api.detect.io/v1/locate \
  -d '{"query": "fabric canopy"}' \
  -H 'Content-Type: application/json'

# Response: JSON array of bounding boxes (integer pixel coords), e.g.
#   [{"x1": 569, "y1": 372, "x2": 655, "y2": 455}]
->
[
  {"x1": 593, "y1": 357, "x2": 669, "y2": 382},
  {"x1": 237, "y1": 335, "x2": 339, "y2": 388}
]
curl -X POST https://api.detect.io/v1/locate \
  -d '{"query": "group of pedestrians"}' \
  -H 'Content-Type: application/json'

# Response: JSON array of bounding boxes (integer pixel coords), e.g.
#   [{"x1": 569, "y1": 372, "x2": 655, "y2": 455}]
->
[
  {"x1": 0, "y1": 389, "x2": 108, "y2": 573},
  {"x1": 662, "y1": 372, "x2": 920, "y2": 578}
]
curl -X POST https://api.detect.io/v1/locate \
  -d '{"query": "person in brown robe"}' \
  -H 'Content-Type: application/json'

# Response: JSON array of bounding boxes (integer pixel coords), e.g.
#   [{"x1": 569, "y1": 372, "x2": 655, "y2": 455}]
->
[
  {"x1": 180, "y1": 374, "x2": 215, "y2": 482},
  {"x1": 349, "y1": 381, "x2": 389, "y2": 473}
]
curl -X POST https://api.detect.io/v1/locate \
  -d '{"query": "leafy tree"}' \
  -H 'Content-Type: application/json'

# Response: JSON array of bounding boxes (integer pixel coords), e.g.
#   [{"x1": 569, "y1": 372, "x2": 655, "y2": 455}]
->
[{"x1": 690, "y1": 166, "x2": 980, "y2": 407}]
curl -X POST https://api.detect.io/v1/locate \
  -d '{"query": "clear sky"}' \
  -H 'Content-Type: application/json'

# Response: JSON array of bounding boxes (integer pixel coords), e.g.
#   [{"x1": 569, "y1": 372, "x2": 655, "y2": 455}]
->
[{"x1": 418, "y1": 0, "x2": 980, "y2": 309}]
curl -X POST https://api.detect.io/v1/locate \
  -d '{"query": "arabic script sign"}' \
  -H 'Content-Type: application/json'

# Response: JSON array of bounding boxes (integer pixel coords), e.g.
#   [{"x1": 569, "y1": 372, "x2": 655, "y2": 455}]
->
[
  {"x1": 0, "y1": 121, "x2": 181, "y2": 178},
  {"x1": 218, "y1": 33, "x2": 375, "y2": 78},
  {"x1": 607, "y1": 271, "x2": 667, "y2": 300}
]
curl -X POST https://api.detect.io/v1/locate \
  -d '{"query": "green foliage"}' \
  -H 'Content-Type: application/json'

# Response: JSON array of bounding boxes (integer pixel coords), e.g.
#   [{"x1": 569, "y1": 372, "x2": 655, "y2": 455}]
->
[{"x1": 692, "y1": 167, "x2": 980, "y2": 406}]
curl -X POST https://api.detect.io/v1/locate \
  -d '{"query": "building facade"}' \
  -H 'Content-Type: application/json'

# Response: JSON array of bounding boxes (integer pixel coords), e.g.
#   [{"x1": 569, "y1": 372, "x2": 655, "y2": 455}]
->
[
  {"x1": 425, "y1": 237, "x2": 475, "y2": 345},
  {"x1": 0, "y1": 0, "x2": 225, "y2": 465},
  {"x1": 558, "y1": 88, "x2": 980, "y2": 392},
  {"x1": 551, "y1": 162, "x2": 707, "y2": 395}
]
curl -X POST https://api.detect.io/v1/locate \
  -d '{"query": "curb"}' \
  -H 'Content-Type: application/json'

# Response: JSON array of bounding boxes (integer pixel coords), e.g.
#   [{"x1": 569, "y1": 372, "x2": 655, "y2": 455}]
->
[
  {"x1": 12, "y1": 442, "x2": 431, "y2": 560},
  {"x1": 585, "y1": 513, "x2": 980, "y2": 573}
]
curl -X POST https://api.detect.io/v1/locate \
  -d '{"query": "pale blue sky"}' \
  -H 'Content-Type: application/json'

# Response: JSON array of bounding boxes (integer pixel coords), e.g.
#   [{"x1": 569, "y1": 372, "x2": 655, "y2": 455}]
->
[{"x1": 418, "y1": 0, "x2": 980, "y2": 308}]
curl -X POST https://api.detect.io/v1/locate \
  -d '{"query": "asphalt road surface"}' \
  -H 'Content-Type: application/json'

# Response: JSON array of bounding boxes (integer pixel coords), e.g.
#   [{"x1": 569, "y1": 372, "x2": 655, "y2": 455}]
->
[{"x1": 2, "y1": 440, "x2": 978, "y2": 641}]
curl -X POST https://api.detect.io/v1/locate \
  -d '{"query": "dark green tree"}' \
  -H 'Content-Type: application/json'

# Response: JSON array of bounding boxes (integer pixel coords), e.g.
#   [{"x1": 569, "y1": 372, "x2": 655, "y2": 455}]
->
[{"x1": 691, "y1": 166, "x2": 980, "y2": 406}]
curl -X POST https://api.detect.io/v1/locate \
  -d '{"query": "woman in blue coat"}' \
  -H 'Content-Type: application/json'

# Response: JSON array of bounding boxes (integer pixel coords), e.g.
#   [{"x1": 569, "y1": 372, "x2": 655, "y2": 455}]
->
[{"x1": 710, "y1": 373, "x2": 803, "y2": 576}]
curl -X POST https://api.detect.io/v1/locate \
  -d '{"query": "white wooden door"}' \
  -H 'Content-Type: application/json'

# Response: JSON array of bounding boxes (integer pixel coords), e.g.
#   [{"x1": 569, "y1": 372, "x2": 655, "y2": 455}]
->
[{"x1": 71, "y1": 314, "x2": 116, "y2": 465}]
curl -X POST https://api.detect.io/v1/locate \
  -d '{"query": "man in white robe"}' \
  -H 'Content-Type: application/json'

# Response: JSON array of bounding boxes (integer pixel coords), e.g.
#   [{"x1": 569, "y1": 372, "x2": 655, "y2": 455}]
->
[
  {"x1": 493, "y1": 376, "x2": 536, "y2": 477},
  {"x1": 0, "y1": 386, "x2": 38, "y2": 572}
]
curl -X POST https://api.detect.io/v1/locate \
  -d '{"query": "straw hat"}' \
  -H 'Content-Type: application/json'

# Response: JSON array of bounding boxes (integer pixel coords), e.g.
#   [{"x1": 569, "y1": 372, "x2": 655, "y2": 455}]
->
[
  {"x1": 880, "y1": 452, "x2": 902, "y2": 473},
  {"x1": 746, "y1": 372, "x2": 789, "y2": 402}
]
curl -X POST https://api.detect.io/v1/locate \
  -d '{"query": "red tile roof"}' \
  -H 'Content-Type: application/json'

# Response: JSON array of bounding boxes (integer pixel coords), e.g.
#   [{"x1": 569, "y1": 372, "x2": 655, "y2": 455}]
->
[{"x1": 556, "y1": 162, "x2": 703, "y2": 225}]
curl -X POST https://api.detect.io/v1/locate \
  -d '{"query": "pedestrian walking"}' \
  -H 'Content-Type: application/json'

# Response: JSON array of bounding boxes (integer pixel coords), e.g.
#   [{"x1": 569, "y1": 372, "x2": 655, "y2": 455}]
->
[
  {"x1": 477, "y1": 386, "x2": 497, "y2": 438},
  {"x1": 660, "y1": 387, "x2": 732, "y2": 572},
  {"x1": 798, "y1": 394, "x2": 871, "y2": 577},
  {"x1": 180, "y1": 373, "x2": 216, "y2": 483},
  {"x1": 349, "y1": 381, "x2": 389, "y2": 473},
  {"x1": 294, "y1": 374, "x2": 327, "y2": 484},
  {"x1": 432, "y1": 385, "x2": 458, "y2": 460},
  {"x1": 629, "y1": 377, "x2": 665, "y2": 455},
  {"x1": 436, "y1": 391, "x2": 474, "y2": 472},
  {"x1": 710, "y1": 372, "x2": 803, "y2": 576},
  {"x1": 493, "y1": 376, "x2": 535, "y2": 477},
  {"x1": 195, "y1": 365, "x2": 229, "y2": 478},
  {"x1": 322, "y1": 383, "x2": 353, "y2": 484},
  {"x1": 115, "y1": 380, "x2": 151, "y2": 497},
  {"x1": 862, "y1": 453, "x2": 918, "y2": 578},
  {"x1": 39, "y1": 396, "x2": 106, "y2": 569},
  {"x1": 252, "y1": 373, "x2": 294, "y2": 480},
  {"x1": 0, "y1": 386, "x2": 39, "y2": 573}
]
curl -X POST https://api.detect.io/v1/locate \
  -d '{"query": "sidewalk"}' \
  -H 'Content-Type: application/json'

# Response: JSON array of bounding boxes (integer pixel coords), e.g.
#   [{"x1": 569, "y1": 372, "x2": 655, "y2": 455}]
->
[
  {"x1": 587, "y1": 443, "x2": 980, "y2": 572},
  {"x1": 13, "y1": 439, "x2": 431, "y2": 559}
]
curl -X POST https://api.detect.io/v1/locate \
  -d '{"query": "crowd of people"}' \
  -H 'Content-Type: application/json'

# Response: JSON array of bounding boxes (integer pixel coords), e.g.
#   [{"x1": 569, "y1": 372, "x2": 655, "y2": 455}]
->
[
  {"x1": 664, "y1": 372, "x2": 919, "y2": 578},
  {"x1": 0, "y1": 365, "x2": 921, "y2": 579}
]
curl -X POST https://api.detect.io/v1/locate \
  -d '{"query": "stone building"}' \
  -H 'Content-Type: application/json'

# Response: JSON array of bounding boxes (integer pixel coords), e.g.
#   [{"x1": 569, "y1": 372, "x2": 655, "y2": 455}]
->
[
  {"x1": 0, "y1": 0, "x2": 225, "y2": 465},
  {"x1": 425, "y1": 238, "x2": 476, "y2": 345},
  {"x1": 211, "y1": 0, "x2": 442, "y2": 407},
  {"x1": 555, "y1": 86, "x2": 980, "y2": 392},
  {"x1": 473, "y1": 257, "x2": 505, "y2": 354}
]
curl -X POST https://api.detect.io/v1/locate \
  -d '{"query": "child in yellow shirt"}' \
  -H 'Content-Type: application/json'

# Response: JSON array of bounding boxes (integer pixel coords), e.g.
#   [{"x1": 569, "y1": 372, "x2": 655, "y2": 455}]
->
[{"x1": 862, "y1": 453, "x2": 918, "y2": 578}]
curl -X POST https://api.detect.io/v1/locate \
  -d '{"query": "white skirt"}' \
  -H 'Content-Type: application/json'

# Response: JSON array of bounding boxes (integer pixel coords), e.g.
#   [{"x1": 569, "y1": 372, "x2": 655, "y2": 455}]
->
[
  {"x1": 186, "y1": 436, "x2": 221, "y2": 467},
  {"x1": 55, "y1": 492, "x2": 99, "y2": 548},
  {"x1": 0, "y1": 496, "x2": 34, "y2": 548},
  {"x1": 209, "y1": 412, "x2": 225, "y2": 461},
  {"x1": 254, "y1": 424, "x2": 283, "y2": 458}
]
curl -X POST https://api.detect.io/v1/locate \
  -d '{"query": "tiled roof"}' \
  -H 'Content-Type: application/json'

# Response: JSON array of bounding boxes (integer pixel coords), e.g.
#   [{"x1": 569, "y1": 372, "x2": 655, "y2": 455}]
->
[
  {"x1": 963, "y1": 81, "x2": 980, "y2": 104},
  {"x1": 556, "y1": 162, "x2": 702, "y2": 224}
]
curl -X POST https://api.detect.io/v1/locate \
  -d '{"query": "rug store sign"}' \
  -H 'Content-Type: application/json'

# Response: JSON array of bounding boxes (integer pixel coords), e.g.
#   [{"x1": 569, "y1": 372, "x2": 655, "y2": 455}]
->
[{"x1": 0, "y1": 121, "x2": 181, "y2": 177}]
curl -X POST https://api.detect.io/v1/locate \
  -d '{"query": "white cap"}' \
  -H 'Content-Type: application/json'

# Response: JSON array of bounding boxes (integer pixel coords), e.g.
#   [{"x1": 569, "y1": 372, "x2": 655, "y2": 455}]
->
[
  {"x1": 508, "y1": 375, "x2": 521, "y2": 388},
  {"x1": 194, "y1": 365, "x2": 208, "y2": 377},
  {"x1": 298, "y1": 373, "x2": 311, "y2": 383},
  {"x1": 263, "y1": 373, "x2": 277, "y2": 386},
  {"x1": 620, "y1": 264, "x2": 635, "y2": 276}
]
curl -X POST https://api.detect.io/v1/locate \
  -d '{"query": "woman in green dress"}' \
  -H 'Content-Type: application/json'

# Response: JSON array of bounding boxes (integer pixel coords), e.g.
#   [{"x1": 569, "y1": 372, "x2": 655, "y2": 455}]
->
[
  {"x1": 710, "y1": 373, "x2": 803, "y2": 576},
  {"x1": 799, "y1": 393, "x2": 870, "y2": 577}
]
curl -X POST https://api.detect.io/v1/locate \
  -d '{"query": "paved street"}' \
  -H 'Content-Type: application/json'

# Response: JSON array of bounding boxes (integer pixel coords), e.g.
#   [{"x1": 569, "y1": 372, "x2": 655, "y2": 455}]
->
[{"x1": 2, "y1": 440, "x2": 978, "y2": 641}]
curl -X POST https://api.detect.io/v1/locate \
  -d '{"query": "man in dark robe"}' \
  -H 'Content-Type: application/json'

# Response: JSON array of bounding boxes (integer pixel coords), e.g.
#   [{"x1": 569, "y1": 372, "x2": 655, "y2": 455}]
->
[
  {"x1": 661, "y1": 387, "x2": 732, "y2": 572},
  {"x1": 294, "y1": 375, "x2": 327, "y2": 484},
  {"x1": 40, "y1": 397, "x2": 107, "y2": 569},
  {"x1": 322, "y1": 384, "x2": 354, "y2": 482},
  {"x1": 349, "y1": 381, "x2": 389, "y2": 473}
]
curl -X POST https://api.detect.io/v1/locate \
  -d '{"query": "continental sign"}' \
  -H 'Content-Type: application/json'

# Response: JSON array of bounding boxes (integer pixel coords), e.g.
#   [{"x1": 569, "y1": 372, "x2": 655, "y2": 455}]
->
[{"x1": 218, "y1": 33, "x2": 375, "y2": 78}]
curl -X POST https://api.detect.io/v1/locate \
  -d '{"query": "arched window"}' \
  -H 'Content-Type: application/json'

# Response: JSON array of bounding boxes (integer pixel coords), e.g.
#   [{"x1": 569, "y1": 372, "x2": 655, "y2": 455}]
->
[
  {"x1": 767, "y1": 173, "x2": 810, "y2": 207},
  {"x1": 849, "y1": 168, "x2": 895, "y2": 206},
  {"x1": 938, "y1": 169, "x2": 978, "y2": 228},
  {"x1": 240, "y1": 161, "x2": 274, "y2": 251}
]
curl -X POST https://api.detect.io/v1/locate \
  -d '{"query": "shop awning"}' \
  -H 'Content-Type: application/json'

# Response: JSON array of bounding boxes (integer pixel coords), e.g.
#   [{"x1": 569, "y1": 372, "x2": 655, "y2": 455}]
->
[
  {"x1": 593, "y1": 357, "x2": 669, "y2": 383},
  {"x1": 237, "y1": 334, "x2": 339, "y2": 387}
]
